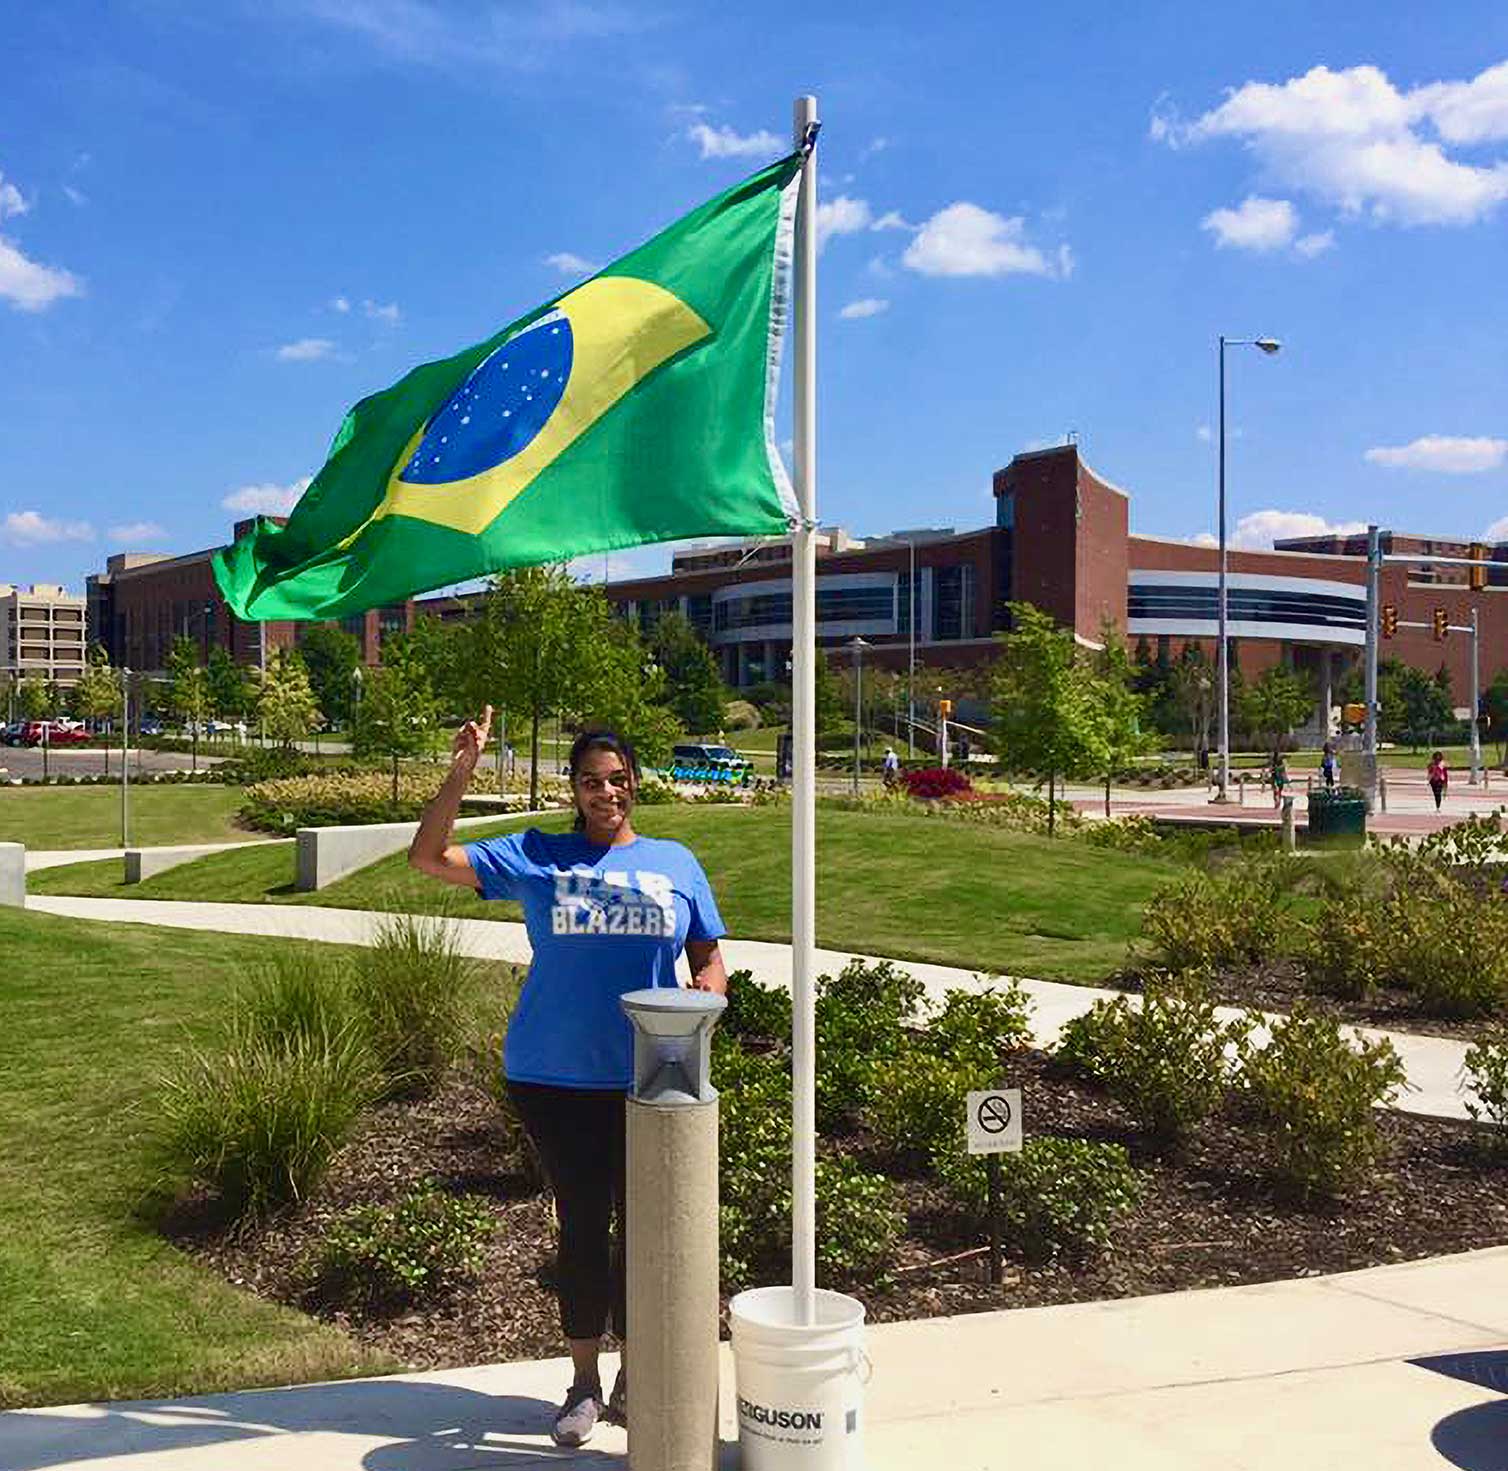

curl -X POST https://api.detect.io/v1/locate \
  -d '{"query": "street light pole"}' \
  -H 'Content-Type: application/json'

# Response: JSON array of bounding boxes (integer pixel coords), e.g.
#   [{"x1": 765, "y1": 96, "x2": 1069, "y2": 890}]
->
[
  {"x1": 120, "y1": 667, "x2": 130, "y2": 848},
  {"x1": 1469, "y1": 605, "x2": 1482, "y2": 785},
  {"x1": 849, "y1": 636, "x2": 870, "y2": 797},
  {"x1": 1214, "y1": 334, "x2": 1280, "y2": 803}
]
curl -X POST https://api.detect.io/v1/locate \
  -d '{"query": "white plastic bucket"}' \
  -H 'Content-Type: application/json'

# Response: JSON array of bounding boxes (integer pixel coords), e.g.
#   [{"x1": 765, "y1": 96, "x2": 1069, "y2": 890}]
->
[{"x1": 729, "y1": 1286, "x2": 868, "y2": 1470}]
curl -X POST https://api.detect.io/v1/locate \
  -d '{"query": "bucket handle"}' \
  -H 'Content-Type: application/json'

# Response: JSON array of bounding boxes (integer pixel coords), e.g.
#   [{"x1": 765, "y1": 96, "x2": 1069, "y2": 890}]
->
[{"x1": 855, "y1": 1349, "x2": 874, "y2": 1385}]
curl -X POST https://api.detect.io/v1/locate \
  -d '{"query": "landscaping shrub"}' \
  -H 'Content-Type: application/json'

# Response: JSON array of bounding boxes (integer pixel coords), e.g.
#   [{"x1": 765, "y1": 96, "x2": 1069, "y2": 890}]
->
[
  {"x1": 815, "y1": 960, "x2": 925, "y2": 1130},
  {"x1": 238, "y1": 768, "x2": 555, "y2": 833},
  {"x1": 814, "y1": 1156, "x2": 903, "y2": 1284},
  {"x1": 933, "y1": 1136, "x2": 1143, "y2": 1264},
  {"x1": 922, "y1": 984, "x2": 1033, "y2": 1074},
  {"x1": 1141, "y1": 857, "x2": 1294, "y2": 972},
  {"x1": 304, "y1": 1183, "x2": 494, "y2": 1310},
  {"x1": 1056, "y1": 975, "x2": 1246, "y2": 1145},
  {"x1": 903, "y1": 766, "x2": 972, "y2": 800},
  {"x1": 632, "y1": 777, "x2": 680, "y2": 805},
  {"x1": 866, "y1": 1049, "x2": 983, "y2": 1162},
  {"x1": 217, "y1": 748, "x2": 329, "y2": 784},
  {"x1": 235, "y1": 946, "x2": 356, "y2": 1049},
  {"x1": 724, "y1": 699, "x2": 761, "y2": 730},
  {"x1": 1239, "y1": 1004, "x2": 1408, "y2": 1196},
  {"x1": 349, "y1": 910, "x2": 481, "y2": 1097},
  {"x1": 722, "y1": 970, "x2": 792, "y2": 1042},
  {"x1": 1080, "y1": 814, "x2": 1165, "y2": 853},
  {"x1": 149, "y1": 1019, "x2": 380, "y2": 1219},
  {"x1": 1464, "y1": 1024, "x2": 1508, "y2": 1140}
]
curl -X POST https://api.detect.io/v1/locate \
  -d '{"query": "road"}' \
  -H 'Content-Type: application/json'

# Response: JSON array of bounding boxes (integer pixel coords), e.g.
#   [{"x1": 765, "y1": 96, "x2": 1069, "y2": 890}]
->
[{"x1": 0, "y1": 745, "x2": 225, "y2": 781}]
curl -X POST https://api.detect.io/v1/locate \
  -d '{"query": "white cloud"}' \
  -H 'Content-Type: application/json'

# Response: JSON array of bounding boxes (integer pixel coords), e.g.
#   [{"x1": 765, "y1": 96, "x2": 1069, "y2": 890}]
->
[
  {"x1": 60, "y1": 184, "x2": 87, "y2": 208},
  {"x1": 1, "y1": 510, "x2": 94, "y2": 545},
  {"x1": 330, "y1": 295, "x2": 350, "y2": 313},
  {"x1": 1364, "y1": 435, "x2": 1507, "y2": 473},
  {"x1": 1166, "y1": 63, "x2": 1508, "y2": 227},
  {"x1": 870, "y1": 210, "x2": 912, "y2": 231},
  {"x1": 363, "y1": 298, "x2": 400, "y2": 323},
  {"x1": 1196, "y1": 424, "x2": 1213, "y2": 442},
  {"x1": 1484, "y1": 514, "x2": 1508, "y2": 543},
  {"x1": 275, "y1": 337, "x2": 337, "y2": 362},
  {"x1": 859, "y1": 136, "x2": 889, "y2": 162},
  {"x1": 1231, "y1": 510, "x2": 1368, "y2": 548},
  {"x1": 221, "y1": 477, "x2": 312, "y2": 516},
  {"x1": 1294, "y1": 229, "x2": 1335, "y2": 257},
  {"x1": 1189, "y1": 531, "x2": 1219, "y2": 547},
  {"x1": 106, "y1": 521, "x2": 167, "y2": 544},
  {"x1": 902, "y1": 202, "x2": 1066, "y2": 279},
  {"x1": 816, "y1": 195, "x2": 872, "y2": 251},
  {"x1": 544, "y1": 250, "x2": 598, "y2": 275},
  {"x1": 1201, "y1": 195, "x2": 1298, "y2": 251},
  {"x1": 839, "y1": 297, "x2": 889, "y2": 320},
  {"x1": 686, "y1": 122, "x2": 782, "y2": 160},
  {"x1": 0, "y1": 236, "x2": 83, "y2": 312},
  {"x1": 866, "y1": 254, "x2": 895, "y2": 279},
  {"x1": 0, "y1": 173, "x2": 28, "y2": 220}
]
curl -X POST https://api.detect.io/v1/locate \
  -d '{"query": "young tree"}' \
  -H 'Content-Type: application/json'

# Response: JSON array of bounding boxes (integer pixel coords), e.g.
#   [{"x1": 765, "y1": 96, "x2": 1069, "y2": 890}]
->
[
  {"x1": 991, "y1": 602, "x2": 1111, "y2": 835},
  {"x1": 1485, "y1": 669, "x2": 1508, "y2": 767},
  {"x1": 404, "y1": 612, "x2": 471, "y2": 720},
  {"x1": 18, "y1": 675, "x2": 50, "y2": 720},
  {"x1": 1094, "y1": 621, "x2": 1157, "y2": 815},
  {"x1": 257, "y1": 648, "x2": 323, "y2": 750},
  {"x1": 72, "y1": 647, "x2": 123, "y2": 775},
  {"x1": 1238, "y1": 665, "x2": 1316, "y2": 753},
  {"x1": 206, "y1": 645, "x2": 253, "y2": 720},
  {"x1": 166, "y1": 635, "x2": 211, "y2": 772},
  {"x1": 813, "y1": 652, "x2": 844, "y2": 741},
  {"x1": 1396, "y1": 664, "x2": 1455, "y2": 750},
  {"x1": 297, "y1": 624, "x2": 361, "y2": 729},
  {"x1": 650, "y1": 611, "x2": 728, "y2": 735},
  {"x1": 352, "y1": 641, "x2": 440, "y2": 802},
  {"x1": 1168, "y1": 644, "x2": 1216, "y2": 758}
]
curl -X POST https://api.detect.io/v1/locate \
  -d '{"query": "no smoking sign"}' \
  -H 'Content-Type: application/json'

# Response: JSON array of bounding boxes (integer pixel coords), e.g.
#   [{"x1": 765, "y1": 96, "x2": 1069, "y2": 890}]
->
[{"x1": 966, "y1": 1089, "x2": 1023, "y2": 1155}]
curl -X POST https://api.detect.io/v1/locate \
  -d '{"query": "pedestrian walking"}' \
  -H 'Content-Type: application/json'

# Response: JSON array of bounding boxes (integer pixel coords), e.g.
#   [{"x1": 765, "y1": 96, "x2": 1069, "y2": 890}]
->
[
  {"x1": 1428, "y1": 750, "x2": 1449, "y2": 810},
  {"x1": 882, "y1": 744, "x2": 900, "y2": 788},
  {"x1": 1320, "y1": 742, "x2": 1339, "y2": 790},
  {"x1": 1270, "y1": 750, "x2": 1289, "y2": 811},
  {"x1": 409, "y1": 709, "x2": 729, "y2": 1448}
]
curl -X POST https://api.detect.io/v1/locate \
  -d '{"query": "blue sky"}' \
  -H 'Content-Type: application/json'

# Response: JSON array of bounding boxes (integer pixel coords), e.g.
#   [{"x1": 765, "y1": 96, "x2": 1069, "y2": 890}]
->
[{"x1": 3, "y1": 1, "x2": 1507, "y2": 595}]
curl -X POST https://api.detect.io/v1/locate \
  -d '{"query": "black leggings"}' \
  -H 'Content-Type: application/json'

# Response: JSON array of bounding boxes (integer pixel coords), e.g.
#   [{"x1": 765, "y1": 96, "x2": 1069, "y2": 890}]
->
[{"x1": 508, "y1": 1081, "x2": 627, "y2": 1342}]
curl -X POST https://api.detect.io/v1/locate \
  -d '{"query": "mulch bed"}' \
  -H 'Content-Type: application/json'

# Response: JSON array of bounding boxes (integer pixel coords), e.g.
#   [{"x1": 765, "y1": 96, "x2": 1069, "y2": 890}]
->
[
  {"x1": 162, "y1": 1053, "x2": 1508, "y2": 1373},
  {"x1": 1109, "y1": 960, "x2": 1499, "y2": 1042}
]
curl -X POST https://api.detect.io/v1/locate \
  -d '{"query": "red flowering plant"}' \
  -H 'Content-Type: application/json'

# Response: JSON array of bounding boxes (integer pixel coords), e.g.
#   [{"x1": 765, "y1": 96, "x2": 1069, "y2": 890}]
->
[{"x1": 902, "y1": 766, "x2": 973, "y2": 801}]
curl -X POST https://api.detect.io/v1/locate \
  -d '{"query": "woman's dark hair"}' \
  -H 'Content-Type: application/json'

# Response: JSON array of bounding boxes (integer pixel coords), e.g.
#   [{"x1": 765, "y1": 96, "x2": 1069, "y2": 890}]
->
[{"x1": 567, "y1": 728, "x2": 640, "y2": 831}]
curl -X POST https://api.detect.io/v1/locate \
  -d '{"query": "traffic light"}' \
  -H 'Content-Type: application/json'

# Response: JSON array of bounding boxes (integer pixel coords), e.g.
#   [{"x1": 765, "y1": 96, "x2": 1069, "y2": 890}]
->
[
  {"x1": 1342, "y1": 701, "x2": 1366, "y2": 727},
  {"x1": 1469, "y1": 542, "x2": 1488, "y2": 592},
  {"x1": 938, "y1": 698, "x2": 953, "y2": 719},
  {"x1": 1380, "y1": 603, "x2": 1398, "y2": 639},
  {"x1": 1432, "y1": 606, "x2": 1450, "y2": 641}
]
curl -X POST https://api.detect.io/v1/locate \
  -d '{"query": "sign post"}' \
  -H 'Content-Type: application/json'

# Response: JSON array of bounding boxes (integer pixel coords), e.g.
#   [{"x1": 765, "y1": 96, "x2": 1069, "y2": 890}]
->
[{"x1": 967, "y1": 1088, "x2": 1022, "y2": 1286}]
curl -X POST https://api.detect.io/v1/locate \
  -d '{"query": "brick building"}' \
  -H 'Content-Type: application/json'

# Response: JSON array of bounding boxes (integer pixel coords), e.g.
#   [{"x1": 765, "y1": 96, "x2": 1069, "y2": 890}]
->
[
  {"x1": 603, "y1": 444, "x2": 1508, "y2": 719},
  {"x1": 86, "y1": 521, "x2": 412, "y2": 675}
]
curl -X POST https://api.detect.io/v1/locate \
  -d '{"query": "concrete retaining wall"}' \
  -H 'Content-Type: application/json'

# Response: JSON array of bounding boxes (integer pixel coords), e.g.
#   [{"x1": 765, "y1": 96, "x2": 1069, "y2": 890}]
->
[
  {"x1": 0, "y1": 843, "x2": 24, "y2": 908},
  {"x1": 295, "y1": 810, "x2": 542, "y2": 892},
  {"x1": 125, "y1": 843, "x2": 287, "y2": 884}
]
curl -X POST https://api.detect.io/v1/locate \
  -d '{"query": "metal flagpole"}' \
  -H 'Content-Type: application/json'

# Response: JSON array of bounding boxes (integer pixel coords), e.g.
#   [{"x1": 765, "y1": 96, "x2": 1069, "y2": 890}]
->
[{"x1": 790, "y1": 92, "x2": 819, "y2": 1325}]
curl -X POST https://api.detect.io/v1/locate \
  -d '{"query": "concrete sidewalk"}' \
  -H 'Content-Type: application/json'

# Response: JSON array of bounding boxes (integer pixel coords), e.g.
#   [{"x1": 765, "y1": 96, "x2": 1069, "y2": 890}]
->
[
  {"x1": 4, "y1": 1247, "x2": 1506, "y2": 1469},
  {"x1": 21, "y1": 896, "x2": 1485, "y2": 1123}
]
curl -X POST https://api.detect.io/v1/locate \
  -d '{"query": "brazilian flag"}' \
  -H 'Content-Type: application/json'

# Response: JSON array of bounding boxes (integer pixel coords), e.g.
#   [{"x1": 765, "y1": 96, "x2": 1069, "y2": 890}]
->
[{"x1": 214, "y1": 153, "x2": 803, "y2": 620}]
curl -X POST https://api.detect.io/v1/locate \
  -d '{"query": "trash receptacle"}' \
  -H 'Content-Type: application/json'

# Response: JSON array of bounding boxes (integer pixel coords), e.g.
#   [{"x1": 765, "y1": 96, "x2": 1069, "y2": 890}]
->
[{"x1": 1306, "y1": 785, "x2": 1368, "y2": 847}]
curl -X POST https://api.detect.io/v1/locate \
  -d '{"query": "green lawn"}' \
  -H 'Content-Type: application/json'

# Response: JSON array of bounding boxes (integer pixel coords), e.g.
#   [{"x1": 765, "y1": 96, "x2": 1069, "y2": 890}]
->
[
  {"x1": 0, "y1": 909, "x2": 389, "y2": 1407},
  {"x1": 0, "y1": 784, "x2": 257, "y2": 850},
  {"x1": 33, "y1": 805, "x2": 1182, "y2": 983}
]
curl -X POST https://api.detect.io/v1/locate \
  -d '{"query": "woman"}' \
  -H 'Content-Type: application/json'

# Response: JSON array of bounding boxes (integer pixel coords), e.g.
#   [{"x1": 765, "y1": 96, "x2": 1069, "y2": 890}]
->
[
  {"x1": 409, "y1": 707, "x2": 729, "y2": 1448},
  {"x1": 1270, "y1": 750, "x2": 1289, "y2": 811},
  {"x1": 1428, "y1": 750, "x2": 1449, "y2": 810}
]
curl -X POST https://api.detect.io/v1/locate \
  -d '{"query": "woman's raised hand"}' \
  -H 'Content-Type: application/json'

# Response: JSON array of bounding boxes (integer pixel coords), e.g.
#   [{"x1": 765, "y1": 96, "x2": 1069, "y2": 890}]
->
[{"x1": 452, "y1": 704, "x2": 494, "y2": 777}]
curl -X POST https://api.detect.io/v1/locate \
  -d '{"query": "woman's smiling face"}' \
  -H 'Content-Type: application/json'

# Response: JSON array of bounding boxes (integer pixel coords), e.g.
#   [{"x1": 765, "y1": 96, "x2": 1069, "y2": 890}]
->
[{"x1": 574, "y1": 746, "x2": 635, "y2": 836}]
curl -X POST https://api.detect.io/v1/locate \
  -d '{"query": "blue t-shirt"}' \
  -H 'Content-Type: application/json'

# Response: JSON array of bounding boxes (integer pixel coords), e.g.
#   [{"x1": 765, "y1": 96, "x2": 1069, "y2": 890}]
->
[{"x1": 466, "y1": 830, "x2": 727, "y2": 1089}]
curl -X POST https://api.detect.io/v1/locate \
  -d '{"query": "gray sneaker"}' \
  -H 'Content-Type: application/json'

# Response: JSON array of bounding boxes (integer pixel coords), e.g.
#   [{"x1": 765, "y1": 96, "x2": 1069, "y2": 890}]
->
[
  {"x1": 605, "y1": 1366, "x2": 627, "y2": 1426},
  {"x1": 552, "y1": 1380, "x2": 604, "y2": 1447}
]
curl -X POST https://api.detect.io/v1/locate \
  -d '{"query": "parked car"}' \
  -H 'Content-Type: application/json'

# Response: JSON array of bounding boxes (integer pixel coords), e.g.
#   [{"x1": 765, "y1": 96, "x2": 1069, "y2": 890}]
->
[
  {"x1": 668, "y1": 742, "x2": 754, "y2": 783},
  {"x1": 138, "y1": 717, "x2": 164, "y2": 737},
  {"x1": 2, "y1": 722, "x2": 25, "y2": 746},
  {"x1": 20, "y1": 721, "x2": 90, "y2": 747}
]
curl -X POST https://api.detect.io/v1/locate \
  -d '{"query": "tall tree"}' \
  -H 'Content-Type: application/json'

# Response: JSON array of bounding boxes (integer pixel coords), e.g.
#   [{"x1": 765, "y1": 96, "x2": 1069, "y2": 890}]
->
[
  {"x1": 404, "y1": 612, "x2": 471, "y2": 720},
  {"x1": 165, "y1": 636, "x2": 210, "y2": 772},
  {"x1": 650, "y1": 610, "x2": 728, "y2": 735},
  {"x1": 257, "y1": 648, "x2": 323, "y2": 751},
  {"x1": 991, "y1": 602, "x2": 1111, "y2": 835},
  {"x1": 1238, "y1": 664, "x2": 1315, "y2": 753},
  {"x1": 1168, "y1": 644, "x2": 1216, "y2": 757},
  {"x1": 206, "y1": 645, "x2": 254, "y2": 720},
  {"x1": 352, "y1": 641, "x2": 440, "y2": 802},
  {"x1": 297, "y1": 624, "x2": 361, "y2": 729}
]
